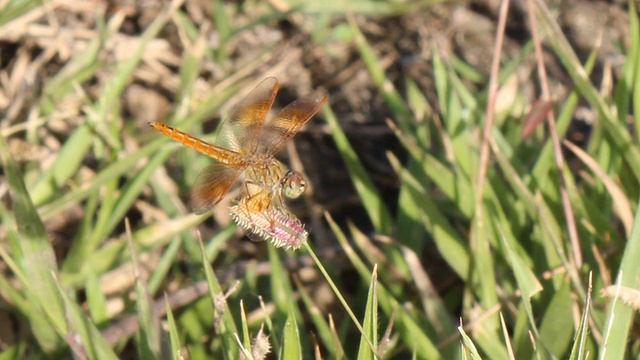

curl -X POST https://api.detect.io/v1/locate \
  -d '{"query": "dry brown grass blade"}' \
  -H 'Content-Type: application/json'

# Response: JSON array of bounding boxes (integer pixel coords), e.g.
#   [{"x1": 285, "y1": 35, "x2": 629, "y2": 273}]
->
[
  {"x1": 562, "y1": 140, "x2": 633, "y2": 236},
  {"x1": 475, "y1": 0, "x2": 510, "y2": 205},
  {"x1": 601, "y1": 285, "x2": 640, "y2": 311},
  {"x1": 527, "y1": 0, "x2": 583, "y2": 269}
]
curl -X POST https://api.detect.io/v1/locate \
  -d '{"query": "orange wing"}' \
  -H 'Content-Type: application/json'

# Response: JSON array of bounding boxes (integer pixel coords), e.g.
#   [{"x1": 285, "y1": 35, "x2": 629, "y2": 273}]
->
[
  {"x1": 258, "y1": 88, "x2": 328, "y2": 156},
  {"x1": 216, "y1": 77, "x2": 278, "y2": 153},
  {"x1": 191, "y1": 163, "x2": 245, "y2": 214}
]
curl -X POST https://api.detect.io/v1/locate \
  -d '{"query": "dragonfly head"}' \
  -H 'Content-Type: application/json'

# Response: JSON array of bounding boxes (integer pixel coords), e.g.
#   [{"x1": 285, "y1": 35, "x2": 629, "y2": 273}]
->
[{"x1": 282, "y1": 170, "x2": 306, "y2": 199}]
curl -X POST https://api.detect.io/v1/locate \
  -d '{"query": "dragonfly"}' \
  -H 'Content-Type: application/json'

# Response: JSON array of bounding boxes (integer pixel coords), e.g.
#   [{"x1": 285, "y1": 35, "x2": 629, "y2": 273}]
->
[{"x1": 149, "y1": 77, "x2": 328, "y2": 249}]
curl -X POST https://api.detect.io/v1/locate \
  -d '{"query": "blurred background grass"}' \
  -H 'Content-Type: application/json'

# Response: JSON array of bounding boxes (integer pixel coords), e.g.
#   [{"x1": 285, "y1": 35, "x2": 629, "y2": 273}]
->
[{"x1": 1, "y1": 0, "x2": 640, "y2": 359}]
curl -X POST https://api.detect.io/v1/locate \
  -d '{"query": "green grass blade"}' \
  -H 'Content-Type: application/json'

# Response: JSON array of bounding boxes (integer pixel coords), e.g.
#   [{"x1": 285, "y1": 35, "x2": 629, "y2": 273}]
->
[
  {"x1": 303, "y1": 238, "x2": 381, "y2": 357},
  {"x1": 323, "y1": 104, "x2": 392, "y2": 234},
  {"x1": 212, "y1": 0, "x2": 231, "y2": 62},
  {"x1": 534, "y1": 0, "x2": 640, "y2": 181},
  {"x1": 0, "y1": 244, "x2": 60, "y2": 351},
  {"x1": 0, "y1": 267, "x2": 30, "y2": 315},
  {"x1": 531, "y1": 37, "x2": 598, "y2": 186},
  {"x1": 85, "y1": 269, "x2": 109, "y2": 327},
  {"x1": 96, "y1": 1, "x2": 181, "y2": 124},
  {"x1": 539, "y1": 279, "x2": 574, "y2": 358},
  {"x1": 631, "y1": 0, "x2": 640, "y2": 141},
  {"x1": 324, "y1": 215, "x2": 444, "y2": 359},
  {"x1": 472, "y1": 210, "x2": 498, "y2": 308},
  {"x1": 388, "y1": 154, "x2": 469, "y2": 278},
  {"x1": 39, "y1": 138, "x2": 165, "y2": 220},
  {"x1": 267, "y1": 246, "x2": 297, "y2": 317},
  {"x1": 458, "y1": 325, "x2": 482, "y2": 360},
  {"x1": 348, "y1": 14, "x2": 414, "y2": 133},
  {"x1": 0, "y1": 343, "x2": 26, "y2": 360},
  {"x1": 0, "y1": 0, "x2": 41, "y2": 26},
  {"x1": 497, "y1": 225, "x2": 543, "y2": 329},
  {"x1": 267, "y1": 245, "x2": 306, "y2": 356},
  {"x1": 282, "y1": 305, "x2": 302, "y2": 360},
  {"x1": 174, "y1": 13, "x2": 207, "y2": 105},
  {"x1": 131, "y1": 243, "x2": 161, "y2": 359},
  {"x1": 148, "y1": 236, "x2": 183, "y2": 295},
  {"x1": 567, "y1": 275, "x2": 593, "y2": 360},
  {"x1": 55, "y1": 279, "x2": 120, "y2": 360},
  {"x1": 294, "y1": 276, "x2": 340, "y2": 358},
  {"x1": 615, "y1": 0, "x2": 638, "y2": 128},
  {"x1": 328, "y1": 315, "x2": 346, "y2": 360},
  {"x1": 60, "y1": 213, "x2": 205, "y2": 287},
  {"x1": 62, "y1": 174, "x2": 118, "y2": 273},
  {"x1": 200, "y1": 239, "x2": 238, "y2": 359},
  {"x1": 239, "y1": 301, "x2": 252, "y2": 355},
  {"x1": 498, "y1": 313, "x2": 515, "y2": 360},
  {"x1": 29, "y1": 124, "x2": 93, "y2": 205},
  {"x1": 102, "y1": 147, "x2": 174, "y2": 243},
  {"x1": 0, "y1": 133, "x2": 67, "y2": 349},
  {"x1": 204, "y1": 224, "x2": 237, "y2": 261},
  {"x1": 357, "y1": 265, "x2": 378, "y2": 360},
  {"x1": 164, "y1": 294, "x2": 183, "y2": 360},
  {"x1": 600, "y1": 198, "x2": 640, "y2": 359},
  {"x1": 41, "y1": 18, "x2": 104, "y2": 105}
]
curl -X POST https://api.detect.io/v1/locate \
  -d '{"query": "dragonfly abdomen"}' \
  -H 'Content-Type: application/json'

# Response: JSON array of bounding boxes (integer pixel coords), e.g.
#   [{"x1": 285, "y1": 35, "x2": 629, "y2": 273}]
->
[{"x1": 149, "y1": 122, "x2": 239, "y2": 163}]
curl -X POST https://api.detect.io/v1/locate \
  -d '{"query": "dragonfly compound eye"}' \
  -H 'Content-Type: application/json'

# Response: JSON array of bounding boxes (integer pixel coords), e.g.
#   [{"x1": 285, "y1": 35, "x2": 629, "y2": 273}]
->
[{"x1": 283, "y1": 171, "x2": 306, "y2": 199}]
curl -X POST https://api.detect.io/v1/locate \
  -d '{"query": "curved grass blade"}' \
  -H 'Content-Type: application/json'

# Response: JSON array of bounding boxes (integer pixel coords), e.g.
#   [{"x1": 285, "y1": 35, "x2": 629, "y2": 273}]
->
[{"x1": 323, "y1": 105, "x2": 392, "y2": 235}]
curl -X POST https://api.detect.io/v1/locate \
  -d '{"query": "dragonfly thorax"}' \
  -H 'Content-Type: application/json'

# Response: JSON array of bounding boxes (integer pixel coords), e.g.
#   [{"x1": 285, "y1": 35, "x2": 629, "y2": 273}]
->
[{"x1": 243, "y1": 157, "x2": 287, "y2": 189}]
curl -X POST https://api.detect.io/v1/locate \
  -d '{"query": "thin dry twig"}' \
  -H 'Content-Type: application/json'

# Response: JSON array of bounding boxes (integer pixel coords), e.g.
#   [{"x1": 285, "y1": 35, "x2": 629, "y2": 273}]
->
[
  {"x1": 475, "y1": 0, "x2": 510, "y2": 206},
  {"x1": 527, "y1": 0, "x2": 583, "y2": 268},
  {"x1": 469, "y1": 0, "x2": 510, "y2": 316}
]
